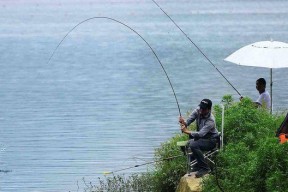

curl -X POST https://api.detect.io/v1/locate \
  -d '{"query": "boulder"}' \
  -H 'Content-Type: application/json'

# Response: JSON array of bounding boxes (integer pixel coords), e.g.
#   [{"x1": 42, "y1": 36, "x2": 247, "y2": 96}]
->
[{"x1": 176, "y1": 173, "x2": 204, "y2": 192}]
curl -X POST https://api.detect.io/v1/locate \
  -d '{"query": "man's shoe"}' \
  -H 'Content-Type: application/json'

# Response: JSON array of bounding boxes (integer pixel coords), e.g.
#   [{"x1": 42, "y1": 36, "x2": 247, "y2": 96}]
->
[{"x1": 195, "y1": 168, "x2": 211, "y2": 178}]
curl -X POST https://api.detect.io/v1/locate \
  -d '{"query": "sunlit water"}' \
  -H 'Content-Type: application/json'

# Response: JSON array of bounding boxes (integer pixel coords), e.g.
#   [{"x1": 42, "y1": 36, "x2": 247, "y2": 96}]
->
[{"x1": 0, "y1": 0, "x2": 288, "y2": 191}]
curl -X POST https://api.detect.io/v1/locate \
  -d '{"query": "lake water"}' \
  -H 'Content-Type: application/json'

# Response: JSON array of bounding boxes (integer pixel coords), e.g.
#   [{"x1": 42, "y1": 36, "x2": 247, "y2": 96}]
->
[{"x1": 0, "y1": 0, "x2": 288, "y2": 191}]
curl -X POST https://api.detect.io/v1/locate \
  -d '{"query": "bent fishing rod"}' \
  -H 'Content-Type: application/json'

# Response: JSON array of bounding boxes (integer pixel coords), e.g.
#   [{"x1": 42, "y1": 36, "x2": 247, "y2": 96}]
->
[
  {"x1": 151, "y1": 3, "x2": 227, "y2": 191},
  {"x1": 102, "y1": 154, "x2": 183, "y2": 175},
  {"x1": 152, "y1": 0, "x2": 242, "y2": 98},
  {"x1": 47, "y1": 16, "x2": 182, "y2": 117}
]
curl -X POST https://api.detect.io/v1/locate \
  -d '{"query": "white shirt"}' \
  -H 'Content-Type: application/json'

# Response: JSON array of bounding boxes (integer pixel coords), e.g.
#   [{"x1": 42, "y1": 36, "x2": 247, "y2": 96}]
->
[{"x1": 256, "y1": 91, "x2": 271, "y2": 109}]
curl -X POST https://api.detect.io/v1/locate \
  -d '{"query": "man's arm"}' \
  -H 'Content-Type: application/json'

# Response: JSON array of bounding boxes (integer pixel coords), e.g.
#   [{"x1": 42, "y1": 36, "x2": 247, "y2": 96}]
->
[
  {"x1": 185, "y1": 108, "x2": 198, "y2": 126},
  {"x1": 255, "y1": 93, "x2": 264, "y2": 107},
  {"x1": 181, "y1": 118, "x2": 215, "y2": 139},
  {"x1": 180, "y1": 124, "x2": 199, "y2": 139}
]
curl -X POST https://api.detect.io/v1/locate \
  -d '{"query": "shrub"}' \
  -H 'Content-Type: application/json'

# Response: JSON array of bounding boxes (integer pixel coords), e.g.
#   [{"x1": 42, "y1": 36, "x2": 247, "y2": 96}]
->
[
  {"x1": 203, "y1": 96, "x2": 288, "y2": 192},
  {"x1": 85, "y1": 173, "x2": 154, "y2": 192},
  {"x1": 152, "y1": 133, "x2": 188, "y2": 192}
]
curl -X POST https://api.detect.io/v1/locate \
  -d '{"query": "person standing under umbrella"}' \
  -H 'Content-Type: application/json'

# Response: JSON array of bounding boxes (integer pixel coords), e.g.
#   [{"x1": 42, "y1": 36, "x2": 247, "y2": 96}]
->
[{"x1": 255, "y1": 78, "x2": 271, "y2": 109}]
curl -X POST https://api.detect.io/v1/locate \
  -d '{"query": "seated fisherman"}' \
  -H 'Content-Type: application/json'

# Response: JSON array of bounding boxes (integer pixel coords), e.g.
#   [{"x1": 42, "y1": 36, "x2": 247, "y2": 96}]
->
[{"x1": 179, "y1": 99, "x2": 219, "y2": 178}]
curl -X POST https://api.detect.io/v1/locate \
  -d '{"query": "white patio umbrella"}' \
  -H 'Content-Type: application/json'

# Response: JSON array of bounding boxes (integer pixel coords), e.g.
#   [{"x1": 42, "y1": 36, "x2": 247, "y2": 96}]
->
[{"x1": 224, "y1": 40, "x2": 288, "y2": 113}]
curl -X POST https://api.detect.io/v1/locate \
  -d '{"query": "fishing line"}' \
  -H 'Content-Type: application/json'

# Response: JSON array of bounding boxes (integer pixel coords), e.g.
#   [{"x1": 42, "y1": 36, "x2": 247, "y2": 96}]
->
[
  {"x1": 152, "y1": 2, "x2": 227, "y2": 191},
  {"x1": 151, "y1": 0, "x2": 242, "y2": 97},
  {"x1": 102, "y1": 154, "x2": 183, "y2": 175},
  {"x1": 47, "y1": 16, "x2": 182, "y2": 117}
]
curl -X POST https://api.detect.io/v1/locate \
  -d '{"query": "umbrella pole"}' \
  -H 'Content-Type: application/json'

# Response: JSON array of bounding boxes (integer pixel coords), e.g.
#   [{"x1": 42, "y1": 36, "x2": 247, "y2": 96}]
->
[{"x1": 270, "y1": 68, "x2": 273, "y2": 114}]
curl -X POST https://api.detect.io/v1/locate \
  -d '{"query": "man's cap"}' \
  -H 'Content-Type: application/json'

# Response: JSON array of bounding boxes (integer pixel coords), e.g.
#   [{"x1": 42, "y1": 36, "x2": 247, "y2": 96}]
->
[{"x1": 199, "y1": 99, "x2": 212, "y2": 110}]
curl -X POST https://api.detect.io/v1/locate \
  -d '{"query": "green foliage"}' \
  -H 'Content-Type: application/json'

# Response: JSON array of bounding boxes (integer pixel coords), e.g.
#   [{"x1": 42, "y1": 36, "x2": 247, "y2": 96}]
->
[
  {"x1": 203, "y1": 95, "x2": 288, "y2": 192},
  {"x1": 221, "y1": 94, "x2": 234, "y2": 108},
  {"x1": 152, "y1": 133, "x2": 188, "y2": 192},
  {"x1": 254, "y1": 138, "x2": 288, "y2": 192},
  {"x1": 85, "y1": 173, "x2": 154, "y2": 192}
]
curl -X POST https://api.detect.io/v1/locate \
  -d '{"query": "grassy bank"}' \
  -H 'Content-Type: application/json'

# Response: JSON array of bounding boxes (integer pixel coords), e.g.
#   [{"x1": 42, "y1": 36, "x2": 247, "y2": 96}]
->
[
  {"x1": 203, "y1": 97, "x2": 288, "y2": 192},
  {"x1": 87, "y1": 96, "x2": 287, "y2": 192}
]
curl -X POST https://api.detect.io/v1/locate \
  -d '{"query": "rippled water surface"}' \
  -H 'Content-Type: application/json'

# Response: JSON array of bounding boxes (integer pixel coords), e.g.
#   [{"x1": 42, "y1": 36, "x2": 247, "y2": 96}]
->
[{"x1": 1, "y1": 0, "x2": 288, "y2": 191}]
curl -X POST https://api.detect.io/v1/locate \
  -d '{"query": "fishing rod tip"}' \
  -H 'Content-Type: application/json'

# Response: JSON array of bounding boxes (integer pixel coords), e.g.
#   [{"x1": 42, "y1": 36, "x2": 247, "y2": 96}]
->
[{"x1": 102, "y1": 171, "x2": 112, "y2": 175}]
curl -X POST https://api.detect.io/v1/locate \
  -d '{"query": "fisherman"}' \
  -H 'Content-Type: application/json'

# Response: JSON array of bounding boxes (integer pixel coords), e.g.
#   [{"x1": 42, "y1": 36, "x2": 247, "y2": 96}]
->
[
  {"x1": 179, "y1": 99, "x2": 219, "y2": 178},
  {"x1": 255, "y1": 78, "x2": 271, "y2": 109}
]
